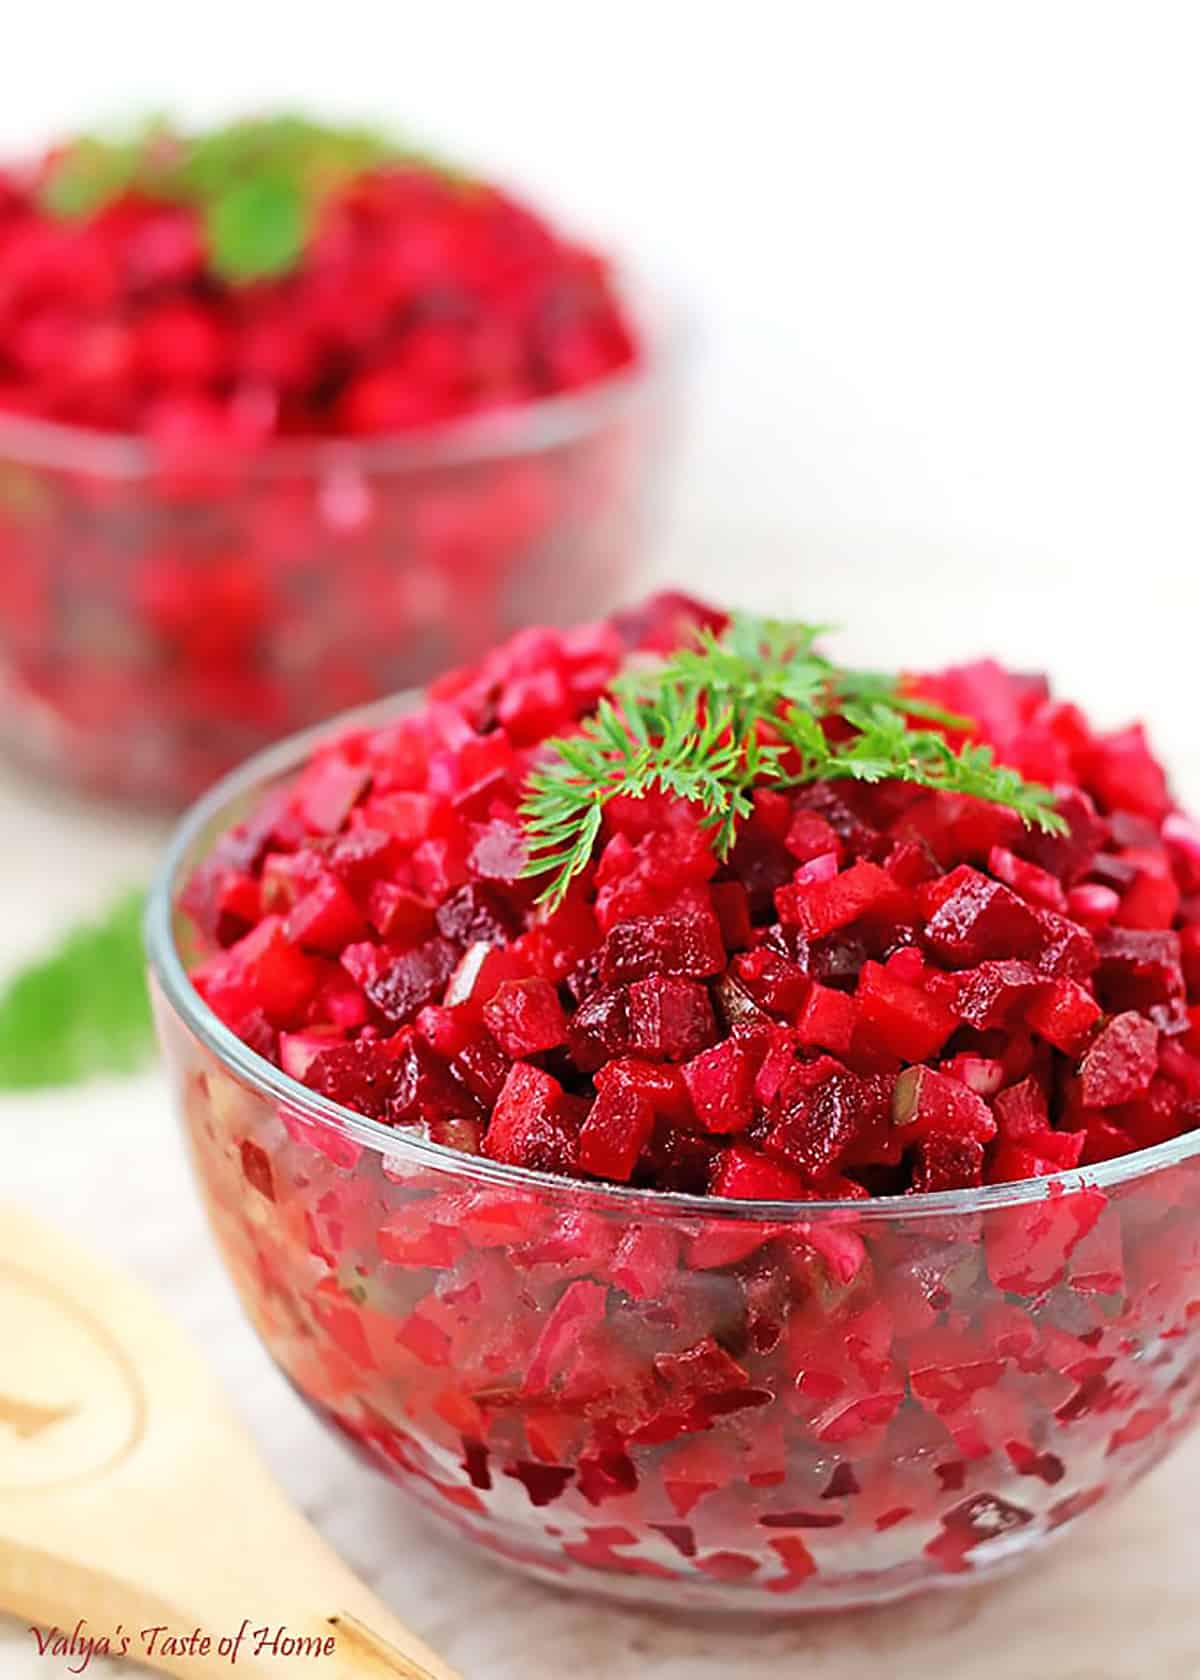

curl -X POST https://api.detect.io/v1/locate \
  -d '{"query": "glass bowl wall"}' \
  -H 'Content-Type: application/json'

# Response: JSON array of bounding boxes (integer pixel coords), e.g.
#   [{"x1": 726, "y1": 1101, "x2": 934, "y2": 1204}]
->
[
  {"x1": 0, "y1": 289, "x2": 677, "y2": 806},
  {"x1": 146, "y1": 704, "x2": 1200, "y2": 1613}
]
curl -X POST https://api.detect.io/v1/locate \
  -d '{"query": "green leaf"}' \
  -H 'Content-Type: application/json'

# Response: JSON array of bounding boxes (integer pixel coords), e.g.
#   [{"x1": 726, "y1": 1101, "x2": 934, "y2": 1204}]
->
[
  {"x1": 37, "y1": 112, "x2": 448, "y2": 284},
  {"x1": 205, "y1": 174, "x2": 309, "y2": 281},
  {"x1": 0, "y1": 891, "x2": 154, "y2": 1090},
  {"x1": 40, "y1": 137, "x2": 141, "y2": 217},
  {"x1": 519, "y1": 611, "x2": 1068, "y2": 904}
]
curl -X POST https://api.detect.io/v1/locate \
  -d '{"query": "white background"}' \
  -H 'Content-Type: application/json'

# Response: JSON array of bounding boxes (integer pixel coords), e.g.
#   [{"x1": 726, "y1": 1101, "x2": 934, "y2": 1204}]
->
[{"x1": 5, "y1": 6, "x2": 1200, "y2": 1676}]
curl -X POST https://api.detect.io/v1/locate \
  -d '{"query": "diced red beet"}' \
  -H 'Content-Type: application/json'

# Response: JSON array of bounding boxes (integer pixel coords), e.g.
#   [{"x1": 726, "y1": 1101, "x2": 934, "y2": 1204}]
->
[
  {"x1": 987, "y1": 846, "x2": 1067, "y2": 912},
  {"x1": 682, "y1": 1039, "x2": 757, "y2": 1133},
  {"x1": 893, "y1": 1065, "x2": 997, "y2": 1143},
  {"x1": 855, "y1": 961, "x2": 958, "y2": 1061},
  {"x1": 1078, "y1": 1012, "x2": 1159, "y2": 1107},
  {"x1": 626, "y1": 975, "x2": 719, "y2": 1062},
  {"x1": 482, "y1": 979, "x2": 568, "y2": 1057},
  {"x1": 794, "y1": 983, "x2": 859, "y2": 1053},
  {"x1": 777, "y1": 860, "x2": 910, "y2": 940},
  {"x1": 578, "y1": 1082, "x2": 656, "y2": 1181},
  {"x1": 992, "y1": 1076, "x2": 1050, "y2": 1141},
  {"x1": 711, "y1": 1145, "x2": 811, "y2": 1200},
  {"x1": 597, "y1": 1057, "x2": 691, "y2": 1119},
  {"x1": 293, "y1": 753, "x2": 371, "y2": 835},
  {"x1": 609, "y1": 1224, "x2": 680, "y2": 1299},
  {"x1": 1032, "y1": 908, "x2": 1099, "y2": 981},
  {"x1": 1114, "y1": 849, "x2": 1180, "y2": 930},
  {"x1": 1067, "y1": 882, "x2": 1121, "y2": 931},
  {"x1": 952, "y1": 961, "x2": 1042, "y2": 1030},
  {"x1": 484, "y1": 1063, "x2": 580, "y2": 1174},
  {"x1": 600, "y1": 908, "x2": 726, "y2": 984},
  {"x1": 785, "y1": 810, "x2": 842, "y2": 864},
  {"x1": 567, "y1": 986, "x2": 633, "y2": 1070},
  {"x1": 1095, "y1": 927, "x2": 1184, "y2": 1012},
  {"x1": 1078, "y1": 724, "x2": 1171, "y2": 821},
  {"x1": 307, "y1": 1036, "x2": 403, "y2": 1118},
  {"x1": 1017, "y1": 787, "x2": 1108, "y2": 884},
  {"x1": 365, "y1": 881, "x2": 436, "y2": 944},
  {"x1": 284, "y1": 872, "x2": 367, "y2": 955},
  {"x1": 710, "y1": 880, "x2": 753, "y2": 950},
  {"x1": 389, "y1": 1036, "x2": 479, "y2": 1128},
  {"x1": 436, "y1": 881, "x2": 521, "y2": 946},
  {"x1": 732, "y1": 946, "x2": 811, "y2": 1017},
  {"x1": 451, "y1": 1034, "x2": 512, "y2": 1105},
  {"x1": 922, "y1": 869, "x2": 1046, "y2": 967},
  {"x1": 762, "y1": 1060, "x2": 865, "y2": 1181},
  {"x1": 1026, "y1": 977, "x2": 1102, "y2": 1055},
  {"x1": 467, "y1": 819, "x2": 527, "y2": 883},
  {"x1": 911, "y1": 1135, "x2": 985, "y2": 1192},
  {"x1": 365, "y1": 937, "x2": 460, "y2": 1023},
  {"x1": 193, "y1": 915, "x2": 320, "y2": 1030}
]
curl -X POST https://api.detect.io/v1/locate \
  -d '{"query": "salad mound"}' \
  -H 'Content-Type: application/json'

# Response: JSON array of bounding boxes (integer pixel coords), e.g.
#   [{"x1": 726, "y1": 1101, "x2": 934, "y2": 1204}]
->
[
  {"x1": 0, "y1": 116, "x2": 637, "y2": 440},
  {"x1": 185, "y1": 594, "x2": 1200, "y2": 1199}
]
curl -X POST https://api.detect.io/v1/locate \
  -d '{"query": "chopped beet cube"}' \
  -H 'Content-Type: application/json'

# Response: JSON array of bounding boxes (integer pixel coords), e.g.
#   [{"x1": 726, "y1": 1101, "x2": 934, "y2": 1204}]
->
[
  {"x1": 987, "y1": 845, "x2": 1067, "y2": 912},
  {"x1": 626, "y1": 975, "x2": 719, "y2": 1062},
  {"x1": 600, "y1": 909, "x2": 726, "y2": 984},
  {"x1": 436, "y1": 881, "x2": 521, "y2": 946},
  {"x1": 951, "y1": 961, "x2": 1042, "y2": 1030},
  {"x1": 1095, "y1": 927, "x2": 1184, "y2": 1013},
  {"x1": 922, "y1": 869, "x2": 1046, "y2": 967},
  {"x1": 284, "y1": 873, "x2": 368, "y2": 955},
  {"x1": 568, "y1": 986, "x2": 633, "y2": 1070},
  {"x1": 855, "y1": 961, "x2": 958, "y2": 1061},
  {"x1": 482, "y1": 979, "x2": 568, "y2": 1057},
  {"x1": 732, "y1": 946, "x2": 812, "y2": 1016},
  {"x1": 777, "y1": 860, "x2": 909, "y2": 940},
  {"x1": 365, "y1": 937, "x2": 460, "y2": 1023},
  {"x1": 793, "y1": 983, "x2": 859, "y2": 1053},
  {"x1": 307, "y1": 1036, "x2": 403, "y2": 1118},
  {"x1": 911, "y1": 1135, "x2": 985, "y2": 1192},
  {"x1": 484, "y1": 1063, "x2": 580, "y2": 1174},
  {"x1": 1078, "y1": 724, "x2": 1171, "y2": 821},
  {"x1": 193, "y1": 915, "x2": 320, "y2": 1030},
  {"x1": 682, "y1": 1039, "x2": 757, "y2": 1133},
  {"x1": 710, "y1": 880, "x2": 753, "y2": 950},
  {"x1": 711, "y1": 1144, "x2": 811, "y2": 1200},
  {"x1": 762, "y1": 1061, "x2": 865, "y2": 1180},
  {"x1": 1026, "y1": 977, "x2": 1102, "y2": 1054},
  {"x1": 578, "y1": 1083, "x2": 656, "y2": 1181},
  {"x1": 1078, "y1": 1012, "x2": 1159, "y2": 1106},
  {"x1": 893, "y1": 1065, "x2": 997, "y2": 1143}
]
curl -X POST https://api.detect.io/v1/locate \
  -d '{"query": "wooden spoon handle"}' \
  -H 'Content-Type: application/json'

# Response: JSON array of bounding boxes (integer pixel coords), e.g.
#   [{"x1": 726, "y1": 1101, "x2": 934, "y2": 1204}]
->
[{"x1": 0, "y1": 1209, "x2": 462, "y2": 1679}]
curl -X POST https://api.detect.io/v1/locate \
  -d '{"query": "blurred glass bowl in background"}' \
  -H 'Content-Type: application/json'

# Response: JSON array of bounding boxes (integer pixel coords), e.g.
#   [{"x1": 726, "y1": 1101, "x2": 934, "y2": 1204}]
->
[{"x1": 0, "y1": 296, "x2": 679, "y2": 807}]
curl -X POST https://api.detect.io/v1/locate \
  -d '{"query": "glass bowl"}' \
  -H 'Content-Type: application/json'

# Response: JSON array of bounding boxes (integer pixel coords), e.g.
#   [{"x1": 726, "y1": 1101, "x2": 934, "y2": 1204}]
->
[
  {"x1": 0, "y1": 286, "x2": 678, "y2": 807},
  {"x1": 146, "y1": 700, "x2": 1200, "y2": 1614}
]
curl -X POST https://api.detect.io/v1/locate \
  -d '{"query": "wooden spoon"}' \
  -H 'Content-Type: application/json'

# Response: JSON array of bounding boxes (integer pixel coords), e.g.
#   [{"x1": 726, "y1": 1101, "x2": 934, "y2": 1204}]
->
[{"x1": 0, "y1": 1206, "x2": 462, "y2": 1679}]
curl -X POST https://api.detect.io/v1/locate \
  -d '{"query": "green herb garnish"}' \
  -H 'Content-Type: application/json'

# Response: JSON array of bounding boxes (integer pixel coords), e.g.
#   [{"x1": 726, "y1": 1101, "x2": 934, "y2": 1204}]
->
[
  {"x1": 40, "y1": 113, "x2": 437, "y2": 283},
  {"x1": 520, "y1": 614, "x2": 1067, "y2": 908},
  {"x1": 0, "y1": 890, "x2": 153, "y2": 1089}
]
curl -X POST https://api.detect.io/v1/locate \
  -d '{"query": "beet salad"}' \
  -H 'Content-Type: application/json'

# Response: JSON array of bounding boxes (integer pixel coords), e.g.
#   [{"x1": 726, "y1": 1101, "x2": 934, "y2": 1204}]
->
[{"x1": 182, "y1": 593, "x2": 1200, "y2": 1202}]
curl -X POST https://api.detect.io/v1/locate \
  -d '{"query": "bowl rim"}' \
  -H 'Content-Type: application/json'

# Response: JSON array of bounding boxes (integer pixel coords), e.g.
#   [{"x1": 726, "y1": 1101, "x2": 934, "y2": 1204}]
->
[
  {"x1": 0, "y1": 270, "x2": 681, "y2": 480},
  {"x1": 145, "y1": 689, "x2": 1200, "y2": 1225}
]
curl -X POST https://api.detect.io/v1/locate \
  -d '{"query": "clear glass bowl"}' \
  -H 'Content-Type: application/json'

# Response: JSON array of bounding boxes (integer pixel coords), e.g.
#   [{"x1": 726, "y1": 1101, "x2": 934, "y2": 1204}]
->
[
  {"x1": 146, "y1": 703, "x2": 1200, "y2": 1614},
  {"x1": 0, "y1": 290, "x2": 677, "y2": 807}
]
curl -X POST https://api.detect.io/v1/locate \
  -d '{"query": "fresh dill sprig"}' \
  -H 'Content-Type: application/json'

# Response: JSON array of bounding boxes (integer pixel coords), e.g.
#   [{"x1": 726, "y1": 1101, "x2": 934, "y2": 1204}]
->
[
  {"x1": 519, "y1": 614, "x2": 1067, "y2": 909},
  {"x1": 40, "y1": 114, "x2": 453, "y2": 283}
]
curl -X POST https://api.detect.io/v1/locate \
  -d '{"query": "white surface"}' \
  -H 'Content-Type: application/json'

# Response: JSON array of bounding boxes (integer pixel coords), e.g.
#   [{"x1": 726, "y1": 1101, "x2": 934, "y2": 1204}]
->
[{"x1": 4, "y1": 3, "x2": 1200, "y2": 1673}]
